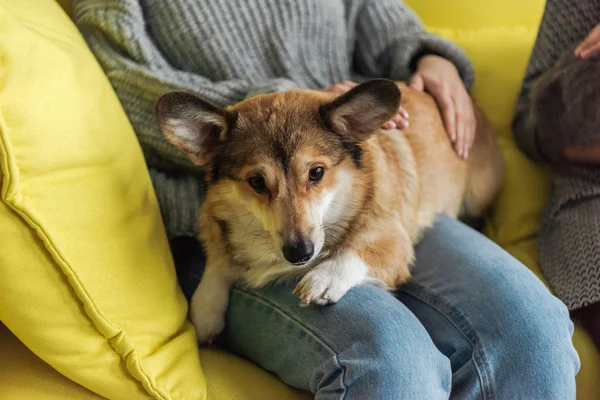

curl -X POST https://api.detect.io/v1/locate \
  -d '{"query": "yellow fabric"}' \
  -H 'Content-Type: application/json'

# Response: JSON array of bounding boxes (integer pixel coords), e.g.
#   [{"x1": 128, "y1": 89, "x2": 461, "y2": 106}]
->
[
  {"x1": 0, "y1": 323, "x2": 104, "y2": 400},
  {"x1": 0, "y1": 0, "x2": 206, "y2": 399},
  {"x1": 0, "y1": 322, "x2": 309, "y2": 400},
  {"x1": 406, "y1": 0, "x2": 600, "y2": 398},
  {"x1": 200, "y1": 349, "x2": 310, "y2": 400}
]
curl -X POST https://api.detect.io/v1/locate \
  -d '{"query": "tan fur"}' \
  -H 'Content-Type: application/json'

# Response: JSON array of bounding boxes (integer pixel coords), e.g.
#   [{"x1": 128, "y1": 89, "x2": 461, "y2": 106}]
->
[
  {"x1": 199, "y1": 83, "x2": 503, "y2": 288},
  {"x1": 344, "y1": 83, "x2": 504, "y2": 287},
  {"x1": 157, "y1": 80, "x2": 504, "y2": 343}
]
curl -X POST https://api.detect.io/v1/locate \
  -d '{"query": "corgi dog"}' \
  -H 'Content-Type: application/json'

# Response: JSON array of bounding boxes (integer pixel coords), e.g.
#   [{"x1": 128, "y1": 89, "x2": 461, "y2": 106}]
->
[{"x1": 156, "y1": 79, "x2": 504, "y2": 344}]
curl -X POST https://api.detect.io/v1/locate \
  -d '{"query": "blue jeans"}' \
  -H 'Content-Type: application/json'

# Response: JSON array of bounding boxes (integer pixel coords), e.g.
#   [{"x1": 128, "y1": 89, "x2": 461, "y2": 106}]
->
[{"x1": 172, "y1": 216, "x2": 579, "y2": 399}]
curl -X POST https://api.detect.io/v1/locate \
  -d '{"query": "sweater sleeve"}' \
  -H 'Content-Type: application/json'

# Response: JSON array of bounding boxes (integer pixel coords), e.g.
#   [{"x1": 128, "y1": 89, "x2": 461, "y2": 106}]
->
[
  {"x1": 73, "y1": 0, "x2": 297, "y2": 172},
  {"x1": 512, "y1": 2, "x2": 597, "y2": 162},
  {"x1": 512, "y1": 6, "x2": 561, "y2": 162},
  {"x1": 352, "y1": 0, "x2": 474, "y2": 90}
]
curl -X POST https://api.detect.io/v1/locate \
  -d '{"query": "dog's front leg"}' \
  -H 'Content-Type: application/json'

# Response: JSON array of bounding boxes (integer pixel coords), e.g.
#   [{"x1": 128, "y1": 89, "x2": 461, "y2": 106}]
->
[
  {"x1": 294, "y1": 252, "x2": 372, "y2": 305},
  {"x1": 189, "y1": 264, "x2": 231, "y2": 344}
]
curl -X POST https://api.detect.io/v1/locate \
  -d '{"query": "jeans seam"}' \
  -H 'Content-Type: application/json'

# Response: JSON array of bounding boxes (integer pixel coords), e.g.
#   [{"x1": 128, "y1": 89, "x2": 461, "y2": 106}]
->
[
  {"x1": 335, "y1": 353, "x2": 348, "y2": 400},
  {"x1": 398, "y1": 282, "x2": 494, "y2": 400},
  {"x1": 473, "y1": 342, "x2": 494, "y2": 400},
  {"x1": 231, "y1": 287, "x2": 349, "y2": 398}
]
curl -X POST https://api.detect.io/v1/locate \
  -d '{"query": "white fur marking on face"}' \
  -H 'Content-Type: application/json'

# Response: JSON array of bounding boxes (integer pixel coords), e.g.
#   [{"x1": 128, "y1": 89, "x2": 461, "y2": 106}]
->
[
  {"x1": 322, "y1": 169, "x2": 354, "y2": 225},
  {"x1": 294, "y1": 252, "x2": 372, "y2": 305},
  {"x1": 190, "y1": 266, "x2": 231, "y2": 344}
]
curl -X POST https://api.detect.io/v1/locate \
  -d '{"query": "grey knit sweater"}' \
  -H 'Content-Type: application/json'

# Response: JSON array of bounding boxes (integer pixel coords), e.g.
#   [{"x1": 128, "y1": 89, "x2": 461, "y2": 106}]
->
[
  {"x1": 73, "y1": 0, "x2": 473, "y2": 238},
  {"x1": 513, "y1": 0, "x2": 600, "y2": 310}
]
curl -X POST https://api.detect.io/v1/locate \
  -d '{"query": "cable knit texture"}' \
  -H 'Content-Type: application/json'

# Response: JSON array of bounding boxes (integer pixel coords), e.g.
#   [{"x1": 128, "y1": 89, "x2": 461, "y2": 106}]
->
[
  {"x1": 72, "y1": 0, "x2": 473, "y2": 238},
  {"x1": 513, "y1": 0, "x2": 600, "y2": 310}
]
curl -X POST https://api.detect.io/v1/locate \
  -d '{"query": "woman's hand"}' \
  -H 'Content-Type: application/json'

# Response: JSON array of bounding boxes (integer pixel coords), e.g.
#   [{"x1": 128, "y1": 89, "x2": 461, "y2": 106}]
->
[
  {"x1": 575, "y1": 24, "x2": 600, "y2": 58},
  {"x1": 323, "y1": 81, "x2": 409, "y2": 130},
  {"x1": 409, "y1": 55, "x2": 475, "y2": 159}
]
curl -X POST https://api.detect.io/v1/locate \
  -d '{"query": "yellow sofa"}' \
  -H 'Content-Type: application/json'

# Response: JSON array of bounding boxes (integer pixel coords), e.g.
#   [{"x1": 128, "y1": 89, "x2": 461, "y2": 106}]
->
[{"x1": 0, "y1": 0, "x2": 597, "y2": 399}]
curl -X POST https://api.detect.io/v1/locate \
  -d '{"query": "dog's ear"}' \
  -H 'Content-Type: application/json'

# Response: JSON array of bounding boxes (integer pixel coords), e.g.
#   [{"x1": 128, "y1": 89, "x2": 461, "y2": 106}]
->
[
  {"x1": 319, "y1": 79, "x2": 401, "y2": 141},
  {"x1": 156, "y1": 91, "x2": 236, "y2": 166}
]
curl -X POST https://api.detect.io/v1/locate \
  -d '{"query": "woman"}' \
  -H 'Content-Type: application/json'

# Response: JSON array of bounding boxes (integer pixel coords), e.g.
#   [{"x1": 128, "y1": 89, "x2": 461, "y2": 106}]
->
[
  {"x1": 513, "y1": 0, "x2": 600, "y2": 349},
  {"x1": 73, "y1": 0, "x2": 578, "y2": 398}
]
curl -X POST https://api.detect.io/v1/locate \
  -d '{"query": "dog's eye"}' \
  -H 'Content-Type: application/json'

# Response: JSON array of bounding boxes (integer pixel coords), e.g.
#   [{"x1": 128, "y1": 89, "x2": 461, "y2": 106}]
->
[
  {"x1": 248, "y1": 175, "x2": 267, "y2": 193},
  {"x1": 308, "y1": 167, "x2": 325, "y2": 182}
]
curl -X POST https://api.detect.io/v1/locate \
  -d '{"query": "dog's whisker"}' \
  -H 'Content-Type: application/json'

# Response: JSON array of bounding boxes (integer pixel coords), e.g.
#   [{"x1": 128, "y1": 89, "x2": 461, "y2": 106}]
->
[
  {"x1": 251, "y1": 232, "x2": 270, "y2": 249},
  {"x1": 242, "y1": 216, "x2": 257, "y2": 238}
]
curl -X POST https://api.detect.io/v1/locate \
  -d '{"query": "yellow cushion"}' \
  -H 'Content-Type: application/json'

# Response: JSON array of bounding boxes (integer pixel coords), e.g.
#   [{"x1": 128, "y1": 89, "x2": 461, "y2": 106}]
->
[
  {"x1": 0, "y1": 323, "x2": 103, "y2": 400},
  {"x1": 406, "y1": 1, "x2": 600, "y2": 398},
  {"x1": 0, "y1": 1, "x2": 206, "y2": 398},
  {"x1": 0, "y1": 322, "x2": 309, "y2": 400},
  {"x1": 9, "y1": 1, "x2": 598, "y2": 400}
]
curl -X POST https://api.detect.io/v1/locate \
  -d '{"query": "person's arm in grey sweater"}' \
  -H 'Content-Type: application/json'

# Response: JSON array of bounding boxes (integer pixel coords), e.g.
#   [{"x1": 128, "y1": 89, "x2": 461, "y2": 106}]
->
[
  {"x1": 352, "y1": 0, "x2": 474, "y2": 89},
  {"x1": 74, "y1": 1, "x2": 298, "y2": 238},
  {"x1": 74, "y1": 0, "x2": 297, "y2": 172}
]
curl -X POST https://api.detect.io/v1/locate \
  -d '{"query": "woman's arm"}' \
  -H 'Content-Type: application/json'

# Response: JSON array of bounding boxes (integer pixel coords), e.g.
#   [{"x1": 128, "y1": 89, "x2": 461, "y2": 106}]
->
[
  {"x1": 352, "y1": 0, "x2": 473, "y2": 87},
  {"x1": 73, "y1": 0, "x2": 302, "y2": 238},
  {"x1": 352, "y1": 0, "x2": 476, "y2": 158},
  {"x1": 74, "y1": 0, "x2": 298, "y2": 172}
]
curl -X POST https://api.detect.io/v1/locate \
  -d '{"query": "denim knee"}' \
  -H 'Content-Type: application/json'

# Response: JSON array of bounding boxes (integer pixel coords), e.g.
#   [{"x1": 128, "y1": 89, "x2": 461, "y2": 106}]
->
[
  {"x1": 477, "y1": 266, "x2": 580, "y2": 399},
  {"x1": 324, "y1": 332, "x2": 452, "y2": 400},
  {"x1": 310, "y1": 286, "x2": 452, "y2": 399},
  {"x1": 224, "y1": 283, "x2": 452, "y2": 400}
]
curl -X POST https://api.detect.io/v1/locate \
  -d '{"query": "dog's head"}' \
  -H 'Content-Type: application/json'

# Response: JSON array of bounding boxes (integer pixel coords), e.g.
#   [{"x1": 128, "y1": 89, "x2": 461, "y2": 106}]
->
[{"x1": 157, "y1": 79, "x2": 400, "y2": 266}]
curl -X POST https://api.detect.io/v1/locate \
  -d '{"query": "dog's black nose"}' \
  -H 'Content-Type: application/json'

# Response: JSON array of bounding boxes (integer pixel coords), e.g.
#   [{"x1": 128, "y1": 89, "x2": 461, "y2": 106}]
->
[{"x1": 282, "y1": 240, "x2": 314, "y2": 265}]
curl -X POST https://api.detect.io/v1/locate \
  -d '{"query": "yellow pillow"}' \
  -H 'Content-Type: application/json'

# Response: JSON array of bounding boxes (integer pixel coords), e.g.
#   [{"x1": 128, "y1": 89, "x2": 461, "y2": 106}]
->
[{"x1": 0, "y1": 1, "x2": 205, "y2": 399}]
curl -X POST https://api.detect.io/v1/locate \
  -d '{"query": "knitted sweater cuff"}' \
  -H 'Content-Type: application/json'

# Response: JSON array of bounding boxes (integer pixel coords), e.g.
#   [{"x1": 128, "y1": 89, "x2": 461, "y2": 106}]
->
[{"x1": 404, "y1": 34, "x2": 475, "y2": 91}]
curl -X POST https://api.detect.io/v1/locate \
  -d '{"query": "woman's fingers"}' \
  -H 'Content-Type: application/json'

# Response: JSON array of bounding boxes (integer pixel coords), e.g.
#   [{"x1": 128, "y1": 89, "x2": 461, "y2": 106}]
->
[
  {"x1": 399, "y1": 106, "x2": 409, "y2": 119},
  {"x1": 580, "y1": 40, "x2": 600, "y2": 58},
  {"x1": 432, "y1": 83, "x2": 457, "y2": 145},
  {"x1": 455, "y1": 101, "x2": 467, "y2": 158},
  {"x1": 324, "y1": 80, "x2": 358, "y2": 95},
  {"x1": 464, "y1": 110, "x2": 476, "y2": 159},
  {"x1": 391, "y1": 115, "x2": 408, "y2": 129},
  {"x1": 394, "y1": 106, "x2": 410, "y2": 128},
  {"x1": 575, "y1": 24, "x2": 600, "y2": 57},
  {"x1": 382, "y1": 106, "x2": 410, "y2": 130},
  {"x1": 409, "y1": 74, "x2": 425, "y2": 91},
  {"x1": 339, "y1": 80, "x2": 357, "y2": 91},
  {"x1": 455, "y1": 92, "x2": 477, "y2": 159}
]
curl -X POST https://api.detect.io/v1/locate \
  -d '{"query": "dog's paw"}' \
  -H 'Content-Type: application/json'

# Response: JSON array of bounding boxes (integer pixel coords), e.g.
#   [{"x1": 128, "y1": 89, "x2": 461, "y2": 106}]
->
[
  {"x1": 293, "y1": 262, "x2": 354, "y2": 306},
  {"x1": 190, "y1": 292, "x2": 226, "y2": 345}
]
